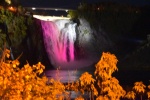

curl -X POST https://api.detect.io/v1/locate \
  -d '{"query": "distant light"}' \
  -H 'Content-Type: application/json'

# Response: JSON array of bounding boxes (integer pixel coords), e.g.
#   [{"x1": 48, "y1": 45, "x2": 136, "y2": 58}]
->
[
  {"x1": 32, "y1": 7, "x2": 36, "y2": 10},
  {"x1": 8, "y1": 6, "x2": 17, "y2": 12},
  {"x1": 65, "y1": 10, "x2": 68, "y2": 12},
  {"x1": 5, "y1": 0, "x2": 11, "y2": 4},
  {"x1": 55, "y1": 9, "x2": 58, "y2": 11}
]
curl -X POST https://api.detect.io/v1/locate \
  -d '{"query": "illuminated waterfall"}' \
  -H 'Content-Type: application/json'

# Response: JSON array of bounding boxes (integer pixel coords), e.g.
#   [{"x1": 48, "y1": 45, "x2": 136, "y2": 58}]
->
[
  {"x1": 34, "y1": 15, "x2": 112, "y2": 69},
  {"x1": 40, "y1": 19, "x2": 77, "y2": 66}
]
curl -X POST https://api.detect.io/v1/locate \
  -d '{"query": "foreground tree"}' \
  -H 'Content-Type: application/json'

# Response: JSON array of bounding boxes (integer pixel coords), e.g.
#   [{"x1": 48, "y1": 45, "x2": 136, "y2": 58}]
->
[
  {"x1": 1, "y1": 47, "x2": 150, "y2": 99},
  {"x1": 133, "y1": 81, "x2": 146, "y2": 100},
  {"x1": 125, "y1": 91, "x2": 136, "y2": 100},
  {"x1": 95, "y1": 52, "x2": 126, "y2": 100},
  {"x1": 147, "y1": 85, "x2": 150, "y2": 99},
  {"x1": 0, "y1": 48, "x2": 68, "y2": 99}
]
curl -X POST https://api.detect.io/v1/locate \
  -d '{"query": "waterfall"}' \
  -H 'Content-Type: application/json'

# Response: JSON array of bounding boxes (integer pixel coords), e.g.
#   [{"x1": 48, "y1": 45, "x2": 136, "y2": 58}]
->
[
  {"x1": 34, "y1": 15, "x2": 113, "y2": 69},
  {"x1": 40, "y1": 19, "x2": 79, "y2": 69}
]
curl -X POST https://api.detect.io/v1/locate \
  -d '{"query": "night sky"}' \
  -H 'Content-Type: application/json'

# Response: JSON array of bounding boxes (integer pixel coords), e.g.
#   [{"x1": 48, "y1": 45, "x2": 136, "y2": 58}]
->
[{"x1": 20, "y1": 0, "x2": 150, "y2": 9}]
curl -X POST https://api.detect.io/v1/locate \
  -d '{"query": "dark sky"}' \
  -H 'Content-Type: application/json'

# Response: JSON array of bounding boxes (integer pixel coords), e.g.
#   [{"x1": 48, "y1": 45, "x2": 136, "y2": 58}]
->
[{"x1": 20, "y1": 0, "x2": 150, "y2": 9}]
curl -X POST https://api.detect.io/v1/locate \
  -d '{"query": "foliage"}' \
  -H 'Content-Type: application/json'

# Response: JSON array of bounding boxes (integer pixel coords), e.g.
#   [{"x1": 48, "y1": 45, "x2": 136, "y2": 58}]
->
[
  {"x1": 1, "y1": 48, "x2": 150, "y2": 99},
  {"x1": 0, "y1": 6, "x2": 32, "y2": 48},
  {"x1": 125, "y1": 91, "x2": 136, "y2": 100},
  {"x1": 75, "y1": 96, "x2": 84, "y2": 100},
  {"x1": 0, "y1": 48, "x2": 68, "y2": 100},
  {"x1": 79, "y1": 72, "x2": 98, "y2": 97},
  {"x1": 96, "y1": 95, "x2": 109, "y2": 100},
  {"x1": 94, "y1": 52, "x2": 126, "y2": 100},
  {"x1": 0, "y1": 30, "x2": 6, "y2": 47},
  {"x1": 95, "y1": 52, "x2": 118, "y2": 79},
  {"x1": 68, "y1": 10, "x2": 78, "y2": 19},
  {"x1": 133, "y1": 81, "x2": 146, "y2": 100},
  {"x1": 147, "y1": 85, "x2": 150, "y2": 99},
  {"x1": 133, "y1": 81, "x2": 146, "y2": 94},
  {"x1": 68, "y1": 2, "x2": 141, "y2": 39}
]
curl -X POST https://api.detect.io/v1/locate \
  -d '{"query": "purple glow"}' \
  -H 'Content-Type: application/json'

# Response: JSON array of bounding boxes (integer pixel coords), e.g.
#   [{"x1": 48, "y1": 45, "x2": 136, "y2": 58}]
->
[
  {"x1": 38, "y1": 18, "x2": 103, "y2": 69},
  {"x1": 41, "y1": 20, "x2": 61, "y2": 63},
  {"x1": 41, "y1": 20, "x2": 77, "y2": 68}
]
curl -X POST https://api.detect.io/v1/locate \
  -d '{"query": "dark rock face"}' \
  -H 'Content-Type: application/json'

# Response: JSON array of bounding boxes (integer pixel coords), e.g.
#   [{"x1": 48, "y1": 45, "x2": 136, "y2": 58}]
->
[{"x1": 13, "y1": 18, "x2": 53, "y2": 69}]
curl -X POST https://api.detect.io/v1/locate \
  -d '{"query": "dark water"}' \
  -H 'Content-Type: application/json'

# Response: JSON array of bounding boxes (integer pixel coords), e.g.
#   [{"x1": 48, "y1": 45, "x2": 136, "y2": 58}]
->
[
  {"x1": 45, "y1": 68, "x2": 150, "y2": 86},
  {"x1": 45, "y1": 67, "x2": 95, "y2": 83}
]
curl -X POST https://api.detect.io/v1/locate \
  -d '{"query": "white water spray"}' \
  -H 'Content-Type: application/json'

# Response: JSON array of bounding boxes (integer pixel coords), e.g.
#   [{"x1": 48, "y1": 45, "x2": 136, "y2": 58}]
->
[{"x1": 34, "y1": 15, "x2": 112, "y2": 69}]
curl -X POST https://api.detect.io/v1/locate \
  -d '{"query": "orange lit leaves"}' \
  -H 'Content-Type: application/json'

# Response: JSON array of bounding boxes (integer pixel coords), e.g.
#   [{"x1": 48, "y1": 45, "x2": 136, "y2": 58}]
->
[{"x1": 133, "y1": 81, "x2": 146, "y2": 93}]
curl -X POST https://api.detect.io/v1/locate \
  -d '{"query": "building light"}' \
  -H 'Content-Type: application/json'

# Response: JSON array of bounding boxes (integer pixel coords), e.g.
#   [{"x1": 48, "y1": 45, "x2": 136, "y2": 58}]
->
[
  {"x1": 65, "y1": 10, "x2": 68, "y2": 12},
  {"x1": 32, "y1": 7, "x2": 36, "y2": 10},
  {"x1": 8, "y1": 6, "x2": 17, "y2": 12}
]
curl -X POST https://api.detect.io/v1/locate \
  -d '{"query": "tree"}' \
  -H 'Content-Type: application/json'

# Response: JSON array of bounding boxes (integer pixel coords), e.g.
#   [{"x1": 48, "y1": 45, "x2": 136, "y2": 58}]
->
[
  {"x1": 125, "y1": 91, "x2": 136, "y2": 100},
  {"x1": 95, "y1": 52, "x2": 126, "y2": 100},
  {"x1": 133, "y1": 81, "x2": 146, "y2": 100},
  {"x1": 0, "y1": 48, "x2": 68, "y2": 99},
  {"x1": 147, "y1": 85, "x2": 150, "y2": 99},
  {"x1": 79, "y1": 72, "x2": 98, "y2": 99}
]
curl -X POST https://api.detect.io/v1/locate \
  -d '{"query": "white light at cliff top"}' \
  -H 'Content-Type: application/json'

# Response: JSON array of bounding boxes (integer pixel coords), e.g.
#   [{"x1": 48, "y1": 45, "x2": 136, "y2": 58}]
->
[{"x1": 33, "y1": 15, "x2": 70, "y2": 21}]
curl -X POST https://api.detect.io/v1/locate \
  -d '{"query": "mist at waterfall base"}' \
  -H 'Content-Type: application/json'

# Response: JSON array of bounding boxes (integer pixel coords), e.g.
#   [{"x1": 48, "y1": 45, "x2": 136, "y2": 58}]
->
[{"x1": 35, "y1": 16, "x2": 112, "y2": 69}]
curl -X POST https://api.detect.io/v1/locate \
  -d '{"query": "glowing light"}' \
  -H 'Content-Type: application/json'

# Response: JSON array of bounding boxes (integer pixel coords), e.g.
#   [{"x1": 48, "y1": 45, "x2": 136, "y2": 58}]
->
[
  {"x1": 40, "y1": 18, "x2": 77, "y2": 67},
  {"x1": 32, "y1": 7, "x2": 36, "y2": 10},
  {"x1": 8, "y1": 6, "x2": 17, "y2": 12},
  {"x1": 33, "y1": 15, "x2": 70, "y2": 21},
  {"x1": 0, "y1": 6, "x2": 3, "y2": 9}
]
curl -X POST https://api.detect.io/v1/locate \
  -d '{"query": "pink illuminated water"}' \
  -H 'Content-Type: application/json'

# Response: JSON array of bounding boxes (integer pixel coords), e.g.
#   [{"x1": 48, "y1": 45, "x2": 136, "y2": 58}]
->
[
  {"x1": 39, "y1": 18, "x2": 105, "y2": 69},
  {"x1": 41, "y1": 20, "x2": 82, "y2": 69}
]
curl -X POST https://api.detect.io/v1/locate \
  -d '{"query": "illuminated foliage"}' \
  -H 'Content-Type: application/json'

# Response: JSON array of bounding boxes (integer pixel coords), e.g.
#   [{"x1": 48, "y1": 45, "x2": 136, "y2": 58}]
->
[
  {"x1": 79, "y1": 72, "x2": 98, "y2": 96},
  {"x1": 95, "y1": 52, "x2": 126, "y2": 100},
  {"x1": 133, "y1": 81, "x2": 146, "y2": 100},
  {"x1": 0, "y1": 49, "x2": 68, "y2": 100},
  {"x1": 133, "y1": 81, "x2": 146, "y2": 93},
  {"x1": 147, "y1": 85, "x2": 150, "y2": 99},
  {"x1": 1, "y1": 49, "x2": 150, "y2": 99},
  {"x1": 79, "y1": 72, "x2": 95, "y2": 87},
  {"x1": 96, "y1": 95, "x2": 109, "y2": 100},
  {"x1": 125, "y1": 91, "x2": 136, "y2": 100},
  {"x1": 95, "y1": 52, "x2": 118, "y2": 79},
  {"x1": 75, "y1": 96, "x2": 84, "y2": 100}
]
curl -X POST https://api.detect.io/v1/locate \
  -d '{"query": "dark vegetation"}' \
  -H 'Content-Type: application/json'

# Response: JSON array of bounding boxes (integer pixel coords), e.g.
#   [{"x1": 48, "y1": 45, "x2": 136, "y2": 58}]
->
[{"x1": 68, "y1": 2, "x2": 150, "y2": 70}]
